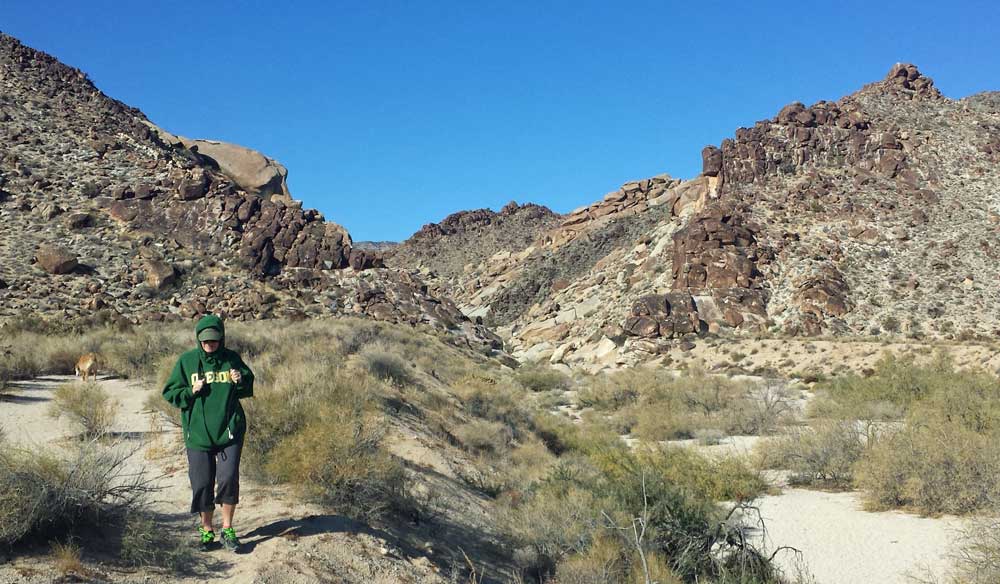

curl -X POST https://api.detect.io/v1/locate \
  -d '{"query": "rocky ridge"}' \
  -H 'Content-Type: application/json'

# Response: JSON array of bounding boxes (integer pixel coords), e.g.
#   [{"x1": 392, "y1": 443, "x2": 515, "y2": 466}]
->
[
  {"x1": 395, "y1": 64, "x2": 1000, "y2": 371},
  {"x1": 0, "y1": 32, "x2": 499, "y2": 349}
]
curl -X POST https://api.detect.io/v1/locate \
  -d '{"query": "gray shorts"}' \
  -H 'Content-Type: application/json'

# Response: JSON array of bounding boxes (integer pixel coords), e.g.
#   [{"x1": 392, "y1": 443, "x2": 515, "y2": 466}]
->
[{"x1": 186, "y1": 441, "x2": 242, "y2": 513}]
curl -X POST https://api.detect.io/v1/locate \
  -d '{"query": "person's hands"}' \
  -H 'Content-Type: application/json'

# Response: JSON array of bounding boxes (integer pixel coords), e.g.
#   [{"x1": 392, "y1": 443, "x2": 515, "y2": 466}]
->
[
  {"x1": 230, "y1": 369, "x2": 241, "y2": 383},
  {"x1": 192, "y1": 375, "x2": 205, "y2": 394}
]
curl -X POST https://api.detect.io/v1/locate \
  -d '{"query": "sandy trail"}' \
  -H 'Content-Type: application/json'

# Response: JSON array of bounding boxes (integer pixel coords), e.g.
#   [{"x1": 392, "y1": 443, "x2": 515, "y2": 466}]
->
[{"x1": 0, "y1": 375, "x2": 447, "y2": 584}]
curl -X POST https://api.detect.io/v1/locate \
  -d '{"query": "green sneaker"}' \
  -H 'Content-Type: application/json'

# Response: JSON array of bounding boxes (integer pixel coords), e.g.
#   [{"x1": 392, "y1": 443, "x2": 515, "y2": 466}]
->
[
  {"x1": 198, "y1": 526, "x2": 216, "y2": 551},
  {"x1": 221, "y1": 527, "x2": 240, "y2": 553}
]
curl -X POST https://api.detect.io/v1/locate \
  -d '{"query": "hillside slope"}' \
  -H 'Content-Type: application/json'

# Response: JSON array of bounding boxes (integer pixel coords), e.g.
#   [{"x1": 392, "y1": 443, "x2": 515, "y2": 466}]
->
[
  {"x1": 395, "y1": 64, "x2": 1000, "y2": 370},
  {"x1": 0, "y1": 32, "x2": 499, "y2": 349}
]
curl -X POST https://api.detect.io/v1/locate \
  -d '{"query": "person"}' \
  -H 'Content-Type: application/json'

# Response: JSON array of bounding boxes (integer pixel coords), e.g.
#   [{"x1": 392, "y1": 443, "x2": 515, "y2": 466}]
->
[{"x1": 162, "y1": 314, "x2": 254, "y2": 552}]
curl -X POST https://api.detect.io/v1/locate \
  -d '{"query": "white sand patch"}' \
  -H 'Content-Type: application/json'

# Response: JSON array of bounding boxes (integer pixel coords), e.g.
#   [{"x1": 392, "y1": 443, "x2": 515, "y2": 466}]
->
[{"x1": 751, "y1": 488, "x2": 966, "y2": 584}]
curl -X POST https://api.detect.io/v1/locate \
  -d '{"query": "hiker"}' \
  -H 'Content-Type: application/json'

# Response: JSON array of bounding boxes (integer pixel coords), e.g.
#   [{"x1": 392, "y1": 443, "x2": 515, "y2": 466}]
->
[{"x1": 162, "y1": 314, "x2": 254, "y2": 552}]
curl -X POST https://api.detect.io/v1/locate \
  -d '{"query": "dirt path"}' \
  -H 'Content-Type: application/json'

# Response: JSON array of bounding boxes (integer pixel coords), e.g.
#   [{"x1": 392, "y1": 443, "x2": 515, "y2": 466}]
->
[{"x1": 0, "y1": 375, "x2": 449, "y2": 584}]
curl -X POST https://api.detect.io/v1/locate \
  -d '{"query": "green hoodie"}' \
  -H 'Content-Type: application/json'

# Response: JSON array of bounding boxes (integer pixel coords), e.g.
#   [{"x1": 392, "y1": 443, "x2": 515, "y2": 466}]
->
[{"x1": 162, "y1": 314, "x2": 254, "y2": 451}]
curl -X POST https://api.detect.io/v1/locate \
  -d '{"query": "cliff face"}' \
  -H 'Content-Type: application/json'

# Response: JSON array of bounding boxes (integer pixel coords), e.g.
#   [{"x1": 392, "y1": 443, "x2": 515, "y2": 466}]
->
[
  {"x1": 0, "y1": 32, "x2": 500, "y2": 350},
  {"x1": 395, "y1": 64, "x2": 1000, "y2": 370}
]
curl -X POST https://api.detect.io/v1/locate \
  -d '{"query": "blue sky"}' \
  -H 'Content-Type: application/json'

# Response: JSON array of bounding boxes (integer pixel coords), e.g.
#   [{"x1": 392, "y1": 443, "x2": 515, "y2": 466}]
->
[{"x1": 5, "y1": 1, "x2": 998, "y2": 241}]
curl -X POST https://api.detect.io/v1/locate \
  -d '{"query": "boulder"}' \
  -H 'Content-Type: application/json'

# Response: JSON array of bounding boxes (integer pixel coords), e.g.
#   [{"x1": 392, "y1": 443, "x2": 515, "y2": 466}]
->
[
  {"x1": 35, "y1": 244, "x2": 78, "y2": 274},
  {"x1": 144, "y1": 260, "x2": 177, "y2": 290},
  {"x1": 701, "y1": 145, "x2": 723, "y2": 177},
  {"x1": 178, "y1": 138, "x2": 291, "y2": 199}
]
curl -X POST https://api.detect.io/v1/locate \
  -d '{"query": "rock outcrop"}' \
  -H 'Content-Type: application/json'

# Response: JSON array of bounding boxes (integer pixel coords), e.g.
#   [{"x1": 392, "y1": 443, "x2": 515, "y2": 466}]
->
[{"x1": 0, "y1": 32, "x2": 500, "y2": 352}]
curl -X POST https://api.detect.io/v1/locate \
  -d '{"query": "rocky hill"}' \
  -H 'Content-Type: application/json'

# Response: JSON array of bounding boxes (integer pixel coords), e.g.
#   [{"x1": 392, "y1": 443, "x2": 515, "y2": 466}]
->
[
  {"x1": 385, "y1": 201, "x2": 562, "y2": 302},
  {"x1": 395, "y1": 64, "x2": 1000, "y2": 370},
  {"x1": 0, "y1": 32, "x2": 499, "y2": 349}
]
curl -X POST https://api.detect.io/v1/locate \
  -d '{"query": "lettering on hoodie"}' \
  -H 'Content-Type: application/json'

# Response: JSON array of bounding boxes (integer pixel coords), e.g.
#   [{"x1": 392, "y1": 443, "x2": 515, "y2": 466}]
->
[{"x1": 190, "y1": 371, "x2": 233, "y2": 385}]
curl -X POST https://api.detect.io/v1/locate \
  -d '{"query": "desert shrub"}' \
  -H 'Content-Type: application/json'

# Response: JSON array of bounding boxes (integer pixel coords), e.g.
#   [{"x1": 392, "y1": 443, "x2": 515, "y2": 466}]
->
[
  {"x1": 264, "y1": 410, "x2": 406, "y2": 521},
  {"x1": 118, "y1": 510, "x2": 191, "y2": 570},
  {"x1": 583, "y1": 367, "x2": 785, "y2": 442},
  {"x1": 0, "y1": 347, "x2": 43, "y2": 381},
  {"x1": 0, "y1": 440, "x2": 150, "y2": 546},
  {"x1": 595, "y1": 446, "x2": 768, "y2": 504},
  {"x1": 809, "y1": 352, "x2": 956, "y2": 421},
  {"x1": 854, "y1": 420, "x2": 1000, "y2": 514},
  {"x1": 516, "y1": 365, "x2": 570, "y2": 392},
  {"x1": 504, "y1": 443, "x2": 777, "y2": 584},
  {"x1": 453, "y1": 375, "x2": 532, "y2": 433},
  {"x1": 532, "y1": 412, "x2": 622, "y2": 456},
  {"x1": 360, "y1": 343, "x2": 413, "y2": 386},
  {"x1": 143, "y1": 390, "x2": 181, "y2": 428},
  {"x1": 549, "y1": 534, "x2": 627, "y2": 584},
  {"x1": 244, "y1": 355, "x2": 405, "y2": 521},
  {"x1": 454, "y1": 419, "x2": 513, "y2": 455},
  {"x1": 949, "y1": 514, "x2": 1000, "y2": 584},
  {"x1": 756, "y1": 421, "x2": 866, "y2": 488},
  {"x1": 48, "y1": 381, "x2": 120, "y2": 439},
  {"x1": 333, "y1": 320, "x2": 385, "y2": 355},
  {"x1": 99, "y1": 329, "x2": 187, "y2": 380},
  {"x1": 728, "y1": 380, "x2": 797, "y2": 435},
  {"x1": 577, "y1": 370, "x2": 644, "y2": 410},
  {"x1": 51, "y1": 540, "x2": 86, "y2": 580}
]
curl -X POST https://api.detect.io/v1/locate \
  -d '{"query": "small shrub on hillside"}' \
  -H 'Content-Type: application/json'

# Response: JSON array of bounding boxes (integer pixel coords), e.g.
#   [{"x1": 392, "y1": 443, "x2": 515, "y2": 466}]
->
[
  {"x1": 756, "y1": 421, "x2": 865, "y2": 488},
  {"x1": 516, "y1": 365, "x2": 570, "y2": 392},
  {"x1": 48, "y1": 382, "x2": 119, "y2": 439},
  {"x1": 264, "y1": 412, "x2": 406, "y2": 521},
  {"x1": 99, "y1": 329, "x2": 187, "y2": 380},
  {"x1": 454, "y1": 419, "x2": 513, "y2": 455},
  {"x1": 0, "y1": 348, "x2": 42, "y2": 381},
  {"x1": 451, "y1": 374, "x2": 534, "y2": 443},
  {"x1": 360, "y1": 343, "x2": 413, "y2": 387}
]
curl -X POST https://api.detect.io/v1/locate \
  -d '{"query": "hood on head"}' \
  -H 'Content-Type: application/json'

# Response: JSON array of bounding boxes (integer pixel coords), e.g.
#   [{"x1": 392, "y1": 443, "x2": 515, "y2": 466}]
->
[{"x1": 195, "y1": 314, "x2": 226, "y2": 352}]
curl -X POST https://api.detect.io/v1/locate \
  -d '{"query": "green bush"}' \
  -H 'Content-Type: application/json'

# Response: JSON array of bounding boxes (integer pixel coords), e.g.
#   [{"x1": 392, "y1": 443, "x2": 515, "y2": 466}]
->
[
  {"x1": 504, "y1": 443, "x2": 777, "y2": 584},
  {"x1": 756, "y1": 421, "x2": 865, "y2": 488},
  {"x1": 264, "y1": 409, "x2": 406, "y2": 521},
  {"x1": 48, "y1": 381, "x2": 120, "y2": 439},
  {"x1": 516, "y1": 365, "x2": 570, "y2": 392},
  {"x1": 809, "y1": 352, "x2": 957, "y2": 421},
  {"x1": 854, "y1": 421, "x2": 1000, "y2": 514}
]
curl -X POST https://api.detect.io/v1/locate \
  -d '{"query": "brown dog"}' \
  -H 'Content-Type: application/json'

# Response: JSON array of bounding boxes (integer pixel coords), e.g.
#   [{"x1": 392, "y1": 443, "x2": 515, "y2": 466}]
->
[{"x1": 75, "y1": 353, "x2": 99, "y2": 382}]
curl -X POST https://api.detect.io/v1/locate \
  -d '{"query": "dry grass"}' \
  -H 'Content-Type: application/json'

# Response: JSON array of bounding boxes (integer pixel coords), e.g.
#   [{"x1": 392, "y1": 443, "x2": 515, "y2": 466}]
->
[
  {"x1": 0, "y1": 438, "x2": 153, "y2": 547},
  {"x1": 51, "y1": 540, "x2": 86, "y2": 579},
  {"x1": 48, "y1": 381, "x2": 120, "y2": 439}
]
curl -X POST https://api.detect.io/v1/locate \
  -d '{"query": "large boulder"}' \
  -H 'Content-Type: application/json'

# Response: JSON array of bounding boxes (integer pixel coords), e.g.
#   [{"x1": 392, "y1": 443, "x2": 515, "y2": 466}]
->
[
  {"x1": 35, "y1": 244, "x2": 78, "y2": 274},
  {"x1": 179, "y1": 138, "x2": 291, "y2": 200},
  {"x1": 144, "y1": 260, "x2": 177, "y2": 290}
]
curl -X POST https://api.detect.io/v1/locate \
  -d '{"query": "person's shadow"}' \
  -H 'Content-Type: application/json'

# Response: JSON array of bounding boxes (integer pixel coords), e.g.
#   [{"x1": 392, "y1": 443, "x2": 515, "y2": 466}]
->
[{"x1": 237, "y1": 514, "x2": 357, "y2": 554}]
